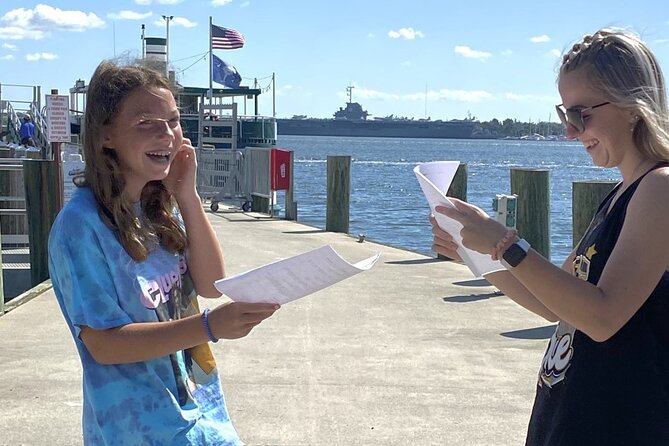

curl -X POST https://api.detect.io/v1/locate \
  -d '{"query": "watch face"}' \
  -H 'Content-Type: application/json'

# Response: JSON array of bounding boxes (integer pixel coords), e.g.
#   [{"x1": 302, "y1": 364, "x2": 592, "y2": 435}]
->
[{"x1": 503, "y1": 242, "x2": 527, "y2": 267}]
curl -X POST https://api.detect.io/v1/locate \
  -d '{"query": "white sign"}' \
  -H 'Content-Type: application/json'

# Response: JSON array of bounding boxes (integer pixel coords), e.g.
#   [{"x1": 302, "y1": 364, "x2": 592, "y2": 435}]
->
[
  {"x1": 46, "y1": 94, "x2": 71, "y2": 143},
  {"x1": 62, "y1": 154, "x2": 85, "y2": 205}
]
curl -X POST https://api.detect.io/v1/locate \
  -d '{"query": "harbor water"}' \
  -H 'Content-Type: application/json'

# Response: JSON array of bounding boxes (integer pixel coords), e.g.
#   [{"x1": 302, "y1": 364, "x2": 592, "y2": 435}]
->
[{"x1": 276, "y1": 135, "x2": 621, "y2": 265}]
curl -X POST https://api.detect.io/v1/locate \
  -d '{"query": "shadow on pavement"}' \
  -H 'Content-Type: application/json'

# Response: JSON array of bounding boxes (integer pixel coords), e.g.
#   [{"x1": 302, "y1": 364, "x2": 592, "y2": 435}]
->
[
  {"x1": 500, "y1": 325, "x2": 556, "y2": 340},
  {"x1": 442, "y1": 292, "x2": 502, "y2": 303}
]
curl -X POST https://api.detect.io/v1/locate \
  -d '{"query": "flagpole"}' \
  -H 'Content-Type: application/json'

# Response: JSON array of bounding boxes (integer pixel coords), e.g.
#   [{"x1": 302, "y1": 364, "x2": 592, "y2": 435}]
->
[
  {"x1": 141, "y1": 24, "x2": 145, "y2": 60},
  {"x1": 272, "y1": 72, "x2": 276, "y2": 118},
  {"x1": 208, "y1": 16, "x2": 213, "y2": 99}
]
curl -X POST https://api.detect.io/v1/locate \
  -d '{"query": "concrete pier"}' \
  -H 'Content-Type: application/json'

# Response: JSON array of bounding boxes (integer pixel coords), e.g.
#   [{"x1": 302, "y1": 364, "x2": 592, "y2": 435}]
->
[{"x1": 0, "y1": 205, "x2": 551, "y2": 445}]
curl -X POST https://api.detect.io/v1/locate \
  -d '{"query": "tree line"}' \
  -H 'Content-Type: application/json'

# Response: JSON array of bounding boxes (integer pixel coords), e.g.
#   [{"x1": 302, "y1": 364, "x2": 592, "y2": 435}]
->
[{"x1": 475, "y1": 118, "x2": 565, "y2": 138}]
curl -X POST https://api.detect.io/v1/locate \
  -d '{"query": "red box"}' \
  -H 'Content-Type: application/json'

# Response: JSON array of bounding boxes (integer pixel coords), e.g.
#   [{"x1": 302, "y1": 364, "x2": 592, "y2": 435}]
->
[{"x1": 270, "y1": 148, "x2": 291, "y2": 191}]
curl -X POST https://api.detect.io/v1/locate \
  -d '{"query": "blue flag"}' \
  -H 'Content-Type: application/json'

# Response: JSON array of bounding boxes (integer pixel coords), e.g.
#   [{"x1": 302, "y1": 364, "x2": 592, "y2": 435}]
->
[{"x1": 212, "y1": 54, "x2": 241, "y2": 88}]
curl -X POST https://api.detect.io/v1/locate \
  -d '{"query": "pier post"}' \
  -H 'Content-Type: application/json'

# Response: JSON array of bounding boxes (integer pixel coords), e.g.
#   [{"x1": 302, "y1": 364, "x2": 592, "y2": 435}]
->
[
  {"x1": 438, "y1": 163, "x2": 468, "y2": 260},
  {"x1": 285, "y1": 150, "x2": 297, "y2": 221},
  {"x1": 572, "y1": 180, "x2": 617, "y2": 247},
  {"x1": 447, "y1": 162, "x2": 468, "y2": 201},
  {"x1": 326, "y1": 155, "x2": 351, "y2": 233},
  {"x1": 510, "y1": 168, "x2": 550, "y2": 259},
  {"x1": 23, "y1": 159, "x2": 58, "y2": 286},
  {"x1": 0, "y1": 224, "x2": 4, "y2": 316}
]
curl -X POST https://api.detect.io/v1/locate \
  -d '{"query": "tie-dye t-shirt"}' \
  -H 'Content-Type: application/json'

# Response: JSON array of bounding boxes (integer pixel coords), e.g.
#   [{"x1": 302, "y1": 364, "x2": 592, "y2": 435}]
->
[{"x1": 48, "y1": 187, "x2": 242, "y2": 446}]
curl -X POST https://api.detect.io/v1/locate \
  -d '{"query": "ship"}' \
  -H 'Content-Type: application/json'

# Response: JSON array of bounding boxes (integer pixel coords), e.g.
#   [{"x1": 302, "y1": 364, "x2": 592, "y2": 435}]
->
[{"x1": 276, "y1": 86, "x2": 480, "y2": 139}]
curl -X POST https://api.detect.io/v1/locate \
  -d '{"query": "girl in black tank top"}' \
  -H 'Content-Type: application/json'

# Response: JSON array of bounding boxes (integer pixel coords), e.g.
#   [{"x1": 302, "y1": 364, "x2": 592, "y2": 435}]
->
[
  {"x1": 526, "y1": 164, "x2": 669, "y2": 445},
  {"x1": 431, "y1": 28, "x2": 669, "y2": 445}
]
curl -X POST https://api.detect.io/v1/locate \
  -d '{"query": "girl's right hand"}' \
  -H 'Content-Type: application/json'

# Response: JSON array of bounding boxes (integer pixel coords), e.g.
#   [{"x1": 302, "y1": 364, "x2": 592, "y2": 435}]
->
[
  {"x1": 209, "y1": 302, "x2": 280, "y2": 339},
  {"x1": 429, "y1": 214, "x2": 463, "y2": 262}
]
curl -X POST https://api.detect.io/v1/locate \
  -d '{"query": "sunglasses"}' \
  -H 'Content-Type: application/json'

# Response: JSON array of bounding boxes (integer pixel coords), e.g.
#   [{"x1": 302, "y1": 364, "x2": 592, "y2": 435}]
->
[{"x1": 555, "y1": 102, "x2": 610, "y2": 133}]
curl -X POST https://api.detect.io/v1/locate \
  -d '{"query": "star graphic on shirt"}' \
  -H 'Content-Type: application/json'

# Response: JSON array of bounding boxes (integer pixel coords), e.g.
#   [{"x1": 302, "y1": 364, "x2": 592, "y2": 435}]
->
[{"x1": 586, "y1": 244, "x2": 597, "y2": 259}]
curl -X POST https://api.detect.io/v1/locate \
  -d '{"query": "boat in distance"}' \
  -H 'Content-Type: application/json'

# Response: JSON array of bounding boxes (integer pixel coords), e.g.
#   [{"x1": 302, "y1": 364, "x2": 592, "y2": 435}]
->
[{"x1": 277, "y1": 86, "x2": 480, "y2": 139}]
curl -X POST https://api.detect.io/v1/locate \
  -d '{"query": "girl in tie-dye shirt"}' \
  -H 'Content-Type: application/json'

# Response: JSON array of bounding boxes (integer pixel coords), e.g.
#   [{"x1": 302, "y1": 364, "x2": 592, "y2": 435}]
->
[{"x1": 49, "y1": 60, "x2": 280, "y2": 445}]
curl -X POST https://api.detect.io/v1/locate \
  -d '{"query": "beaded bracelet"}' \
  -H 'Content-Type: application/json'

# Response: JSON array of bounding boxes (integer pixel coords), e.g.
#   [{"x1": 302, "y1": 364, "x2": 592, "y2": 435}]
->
[
  {"x1": 491, "y1": 229, "x2": 518, "y2": 261},
  {"x1": 201, "y1": 308, "x2": 219, "y2": 343}
]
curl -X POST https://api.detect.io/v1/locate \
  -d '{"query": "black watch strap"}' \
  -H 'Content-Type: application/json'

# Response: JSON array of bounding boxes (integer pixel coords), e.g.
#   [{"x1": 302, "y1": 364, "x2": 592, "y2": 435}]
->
[{"x1": 501, "y1": 238, "x2": 530, "y2": 268}]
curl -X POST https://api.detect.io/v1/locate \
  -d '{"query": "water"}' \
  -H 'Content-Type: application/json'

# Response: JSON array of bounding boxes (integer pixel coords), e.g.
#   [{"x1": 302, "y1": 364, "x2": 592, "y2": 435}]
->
[{"x1": 275, "y1": 135, "x2": 621, "y2": 264}]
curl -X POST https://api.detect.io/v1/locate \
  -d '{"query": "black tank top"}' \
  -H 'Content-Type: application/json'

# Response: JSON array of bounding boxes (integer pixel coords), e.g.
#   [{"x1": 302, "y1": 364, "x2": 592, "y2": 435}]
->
[{"x1": 526, "y1": 164, "x2": 669, "y2": 446}]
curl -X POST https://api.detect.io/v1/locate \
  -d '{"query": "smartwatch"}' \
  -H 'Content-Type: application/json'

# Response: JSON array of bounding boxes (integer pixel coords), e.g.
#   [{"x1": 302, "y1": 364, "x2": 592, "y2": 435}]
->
[{"x1": 501, "y1": 238, "x2": 531, "y2": 268}]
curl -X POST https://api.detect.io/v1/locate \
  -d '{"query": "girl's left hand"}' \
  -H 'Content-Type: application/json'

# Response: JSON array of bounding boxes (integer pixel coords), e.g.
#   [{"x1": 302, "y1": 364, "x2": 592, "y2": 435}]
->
[
  {"x1": 164, "y1": 138, "x2": 198, "y2": 202},
  {"x1": 435, "y1": 198, "x2": 508, "y2": 255}
]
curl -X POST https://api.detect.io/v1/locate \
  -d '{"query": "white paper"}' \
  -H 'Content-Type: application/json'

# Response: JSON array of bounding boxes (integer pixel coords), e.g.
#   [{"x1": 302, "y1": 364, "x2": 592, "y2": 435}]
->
[
  {"x1": 214, "y1": 245, "x2": 381, "y2": 304},
  {"x1": 414, "y1": 161, "x2": 504, "y2": 277}
]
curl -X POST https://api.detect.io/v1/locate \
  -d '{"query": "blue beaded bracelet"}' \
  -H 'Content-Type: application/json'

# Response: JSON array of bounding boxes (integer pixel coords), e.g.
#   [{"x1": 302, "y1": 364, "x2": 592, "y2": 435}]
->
[{"x1": 201, "y1": 308, "x2": 218, "y2": 343}]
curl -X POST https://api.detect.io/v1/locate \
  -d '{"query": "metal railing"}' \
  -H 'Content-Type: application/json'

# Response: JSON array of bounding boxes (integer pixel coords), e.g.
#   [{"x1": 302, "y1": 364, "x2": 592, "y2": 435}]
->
[
  {"x1": 0, "y1": 159, "x2": 28, "y2": 246},
  {"x1": 0, "y1": 83, "x2": 48, "y2": 155}
]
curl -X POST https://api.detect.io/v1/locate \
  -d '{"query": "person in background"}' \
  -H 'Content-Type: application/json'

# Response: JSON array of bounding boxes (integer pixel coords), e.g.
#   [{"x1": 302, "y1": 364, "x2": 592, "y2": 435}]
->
[
  {"x1": 431, "y1": 28, "x2": 669, "y2": 445},
  {"x1": 48, "y1": 60, "x2": 280, "y2": 445},
  {"x1": 19, "y1": 113, "x2": 35, "y2": 146}
]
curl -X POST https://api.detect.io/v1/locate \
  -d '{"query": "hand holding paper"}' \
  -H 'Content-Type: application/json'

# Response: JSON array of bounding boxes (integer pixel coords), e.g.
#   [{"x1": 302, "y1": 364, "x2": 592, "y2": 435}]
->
[
  {"x1": 214, "y1": 245, "x2": 380, "y2": 305},
  {"x1": 414, "y1": 161, "x2": 504, "y2": 277}
]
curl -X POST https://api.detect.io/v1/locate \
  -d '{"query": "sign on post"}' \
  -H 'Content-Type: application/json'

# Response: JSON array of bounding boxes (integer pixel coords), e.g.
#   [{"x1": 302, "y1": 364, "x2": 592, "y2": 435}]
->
[
  {"x1": 62, "y1": 154, "x2": 85, "y2": 205},
  {"x1": 45, "y1": 94, "x2": 71, "y2": 143}
]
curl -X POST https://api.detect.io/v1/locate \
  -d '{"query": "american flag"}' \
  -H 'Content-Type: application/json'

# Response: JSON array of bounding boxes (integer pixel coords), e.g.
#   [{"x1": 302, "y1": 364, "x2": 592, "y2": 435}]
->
[{"x1": 211, "y1": 24, "x2": 245, "y2": 50}]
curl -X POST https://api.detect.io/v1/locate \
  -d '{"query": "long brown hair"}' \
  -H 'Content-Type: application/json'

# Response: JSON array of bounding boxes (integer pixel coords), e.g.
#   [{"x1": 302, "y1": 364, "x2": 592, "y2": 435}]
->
[{"x1": 82, "y1": 60, "x2": 186, "y2": 261}]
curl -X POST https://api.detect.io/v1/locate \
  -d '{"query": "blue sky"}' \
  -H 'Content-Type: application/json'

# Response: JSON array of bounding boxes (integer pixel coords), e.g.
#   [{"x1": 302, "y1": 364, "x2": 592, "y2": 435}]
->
[{"x1": 2, "y1": 1, "x2": 669, "y2": 123}]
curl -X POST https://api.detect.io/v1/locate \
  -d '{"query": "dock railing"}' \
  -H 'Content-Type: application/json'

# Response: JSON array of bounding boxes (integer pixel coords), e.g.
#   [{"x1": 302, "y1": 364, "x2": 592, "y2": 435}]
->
[{"x1": 0, "y1": 159, "x2": 28, "y2": 246}]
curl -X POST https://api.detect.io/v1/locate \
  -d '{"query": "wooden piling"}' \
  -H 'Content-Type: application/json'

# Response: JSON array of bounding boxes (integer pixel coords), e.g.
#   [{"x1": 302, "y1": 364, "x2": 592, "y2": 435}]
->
[
  {"x1": 446, "y1": 162, "x2": 468, "y2": 201},
  {"x1": 326, "y1": 155, "x2": 351, "y2": 233},
  {"x1": 438, "y1": 163, "x2": 468, "y2": 260},
  {"x1": 23, "y1": 160, "x2": 58, "y2": 286},
  {"x1": 572, "y1": 180, "x2": 617, "y2": 247},
  {"x1": 0, "y1": 224, "x2": 4, "y2": 315},
  {"x1": 284, "y1": 150, "x2": 297, "y2": 221},
  {"x1": 251, "y1": 195, "x2": 270, "y2": 214},
  {"x1": 510, "y1": 168, "x2": 550, "y2": 259}
]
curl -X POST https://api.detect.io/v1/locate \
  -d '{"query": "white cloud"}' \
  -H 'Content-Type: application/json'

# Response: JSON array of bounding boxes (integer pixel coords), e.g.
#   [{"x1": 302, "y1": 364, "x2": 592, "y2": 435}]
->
[
  {"x1": 530, "y1": 34, "x2": 550, "y2": 43},
  {"x1": 153, "y1": 17, "x2": 197, "y2": 28},
  {"x1": 172, "y1": 17, "x2": 197, "y2": 28},
  {"x1": 240, "y1": 1, "x2": 251, "y2": 7},
  {"x1": 549, "y1": 48, "x2": 562, "y2": 57},
  {"x1": 108, "y1": 10, "x2": 153, "y2": 20},
  {"x1": 388, "y1": 27, "x2": 424, "y2": 40},
  {"x1": 0, "y1": 5, "x2": 104, "y2": 39},
  {"x1": 401, "y1": 61, "x2": 412, "y2": 67},
  {"x1": 501, "y1": 49, "x2": 513, "y2": 57},
  {"x1": 274, "y1": 84, "x2": 292, "y2": 96},
  {"x1": 427, "y1": 89, "x2": 492, "y2": 103},
  {"x1": 454, "y1": 45, "x2": 491, "y2": 61},
  {"x1": 344, "y1": 86, "x2": 491, "y2": 104},
  {"x1": 2, "y1": 43, "x2": 17, "y2": 50},
  {"x1": 212, "y1": 0, "x2": 233, "y2": 6},
  {"x1": 0, "y1": 26, "x2": 46, "y2": 40},
  {"x1": 347, "y1": 87, "x2": 401, "y2": 101},
  {"x1": 135, "y1": 0, "x2": 182, "y2": 4},
  {"x1": 26, "y1": 52, "x2": 58, "y2": 61},
  {"x1": 0, "y1": 54, "x2": 14, "y2": 60},
  {"x1": 503, "y1": 92, "x2": 557, "y2": 103}
]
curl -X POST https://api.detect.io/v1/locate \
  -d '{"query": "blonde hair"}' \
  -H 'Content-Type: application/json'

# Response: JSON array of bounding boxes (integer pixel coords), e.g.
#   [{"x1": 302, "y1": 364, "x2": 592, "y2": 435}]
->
[
  {"x1": 560, "y1": 28, "x2": 669, "y2": 162},
  {"x1": 82, "y1": 60, "x2": 186, "y2": 261}
]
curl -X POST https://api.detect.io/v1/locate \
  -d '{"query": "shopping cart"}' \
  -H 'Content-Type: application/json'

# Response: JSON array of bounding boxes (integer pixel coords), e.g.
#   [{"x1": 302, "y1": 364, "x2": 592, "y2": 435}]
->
[{"x1": 195, "y1": 147, "x2": 252, "y2": 212}]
